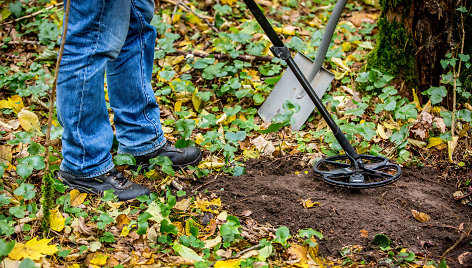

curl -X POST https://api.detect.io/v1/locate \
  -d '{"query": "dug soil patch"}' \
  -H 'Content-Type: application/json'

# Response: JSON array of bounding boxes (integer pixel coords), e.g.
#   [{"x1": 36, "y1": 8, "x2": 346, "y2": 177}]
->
[{"x1": 193, "y1": 156, "x2": 472, "y2": 267}]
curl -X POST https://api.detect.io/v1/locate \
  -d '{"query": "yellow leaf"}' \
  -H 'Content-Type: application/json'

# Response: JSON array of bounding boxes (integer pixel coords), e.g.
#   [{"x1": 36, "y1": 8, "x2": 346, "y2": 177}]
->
[
  {"x1": 9, "y1": 237, "x2": 58, "y2": 261},
  {"x1": 273, "y1": 26, "x2": 297, "y2": 35},
  {"x1": 412, "y1": 88, "x2": 422, "y2": 110},
  {"x1": 411, "y1": 209, "x2": 431, "y2": 223},
  {"x1": 50, "y1": 210, "x2": 66, "y2": 232},
  {"x1": 18, "y1": 109, "x2": 41, "y2": 133},
  {"x1": 331, "y1": 58, "x2": 351, "y2": 72},
  {"x1": 448, "y1": 136, "x2": 459, "y2": 163},
  {"x1": 220, "y1": 0, "x2": 236, "y2": 5},
  {"x1": 175, "y1": 101, "x2": 182, "y2": 112},
  {"x1": 120, "y1": 225, "x2": 131, "y2": 237},
  {"x1": 302, "y1": 199, "x2": 320, "y2": 208},
  {"x1": 427, "y1": 137, "x2": 443, "y2": 148},
  {"x1": 198, "y1": 160, "x2": 225, "y2": 170},
  {"x1": 0, "y1": 95, "x2": 24, "y2": 114},
  {"x1": 90, "y1": 253, "x2": 108, "y2": 266},
  {"x1": 383, "y1": 122, "x2": 397, "y2": 130},
  {"x1": 195, "y1": 133, "x2": 204, "y2": 145},
  {"x1": 68, "y1": 264, "x2": 81, "y2": 268},
  {"x1": 172, "y1": 8, "x2": 183, "y2": 23},
  {"x1": 342, "y1": 42, "x2": 351, "y2": 52},
  {"x1": 214, "y1": 259, "x2": 242, "y2": 268},
  {"x1": 70, "y1": 189, "x2": 87, "y2": 206},
  {"x1": 192, "y1": 91, "x2": 201, "y2": 111},
  {"x1": 377, "y1": 124, "x2": 389, "y2": 139},
  {"x1": 193, "y1": 198, "x2": 222, "y2": 213}
]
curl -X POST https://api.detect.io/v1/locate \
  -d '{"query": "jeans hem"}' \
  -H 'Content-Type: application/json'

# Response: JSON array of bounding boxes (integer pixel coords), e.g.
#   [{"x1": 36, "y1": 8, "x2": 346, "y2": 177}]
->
[
  {"x1": 117, "y1": 137, "x2": 167, "y2": 156},
  {"x1": 59, "y1": 161, "x2": 115, "y2": 179}
]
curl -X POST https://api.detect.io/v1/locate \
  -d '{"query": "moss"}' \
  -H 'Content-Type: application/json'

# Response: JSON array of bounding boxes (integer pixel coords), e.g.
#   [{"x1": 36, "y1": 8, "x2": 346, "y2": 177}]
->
[
  {"x1": 41, "y1": 173, "x2": 55, "y2": 236},
  {"x1": 366, "y1": 17, "x2": 416, "y2": 86},
  {"x1": 379, "y1": 0, "x2": 412, "y2": 14}
]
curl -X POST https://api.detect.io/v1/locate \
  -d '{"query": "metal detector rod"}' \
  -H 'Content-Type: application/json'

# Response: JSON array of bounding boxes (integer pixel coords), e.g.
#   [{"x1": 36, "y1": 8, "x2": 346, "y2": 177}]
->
[
  {"x1": 243, "y1": 0, "x2": 359, "y2": 158},
  {"x1": 307, "y1": 0, "x2": 348, "y2": 82}
]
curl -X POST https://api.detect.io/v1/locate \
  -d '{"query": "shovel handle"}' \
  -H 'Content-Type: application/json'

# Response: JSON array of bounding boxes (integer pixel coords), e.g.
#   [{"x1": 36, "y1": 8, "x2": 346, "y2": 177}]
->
[{"x1": 307, "y1": 0, "x2": 348, "y2": 82}]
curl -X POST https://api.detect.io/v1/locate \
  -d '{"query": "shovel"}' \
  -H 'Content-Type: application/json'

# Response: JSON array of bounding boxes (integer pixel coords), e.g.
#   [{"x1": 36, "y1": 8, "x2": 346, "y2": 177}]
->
[
  {"x1": 257, "y1": 0, "x2": 347, "y2": 131},
  {"x1": 244, "y1": 0, "x2": 402, "y2": 188}
]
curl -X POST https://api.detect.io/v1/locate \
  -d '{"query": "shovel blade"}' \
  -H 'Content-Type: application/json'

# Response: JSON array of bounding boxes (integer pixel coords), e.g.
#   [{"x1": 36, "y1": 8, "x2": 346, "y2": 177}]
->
[{"x1": 258, "y1": 53, "x2": 334, "y2": 131}]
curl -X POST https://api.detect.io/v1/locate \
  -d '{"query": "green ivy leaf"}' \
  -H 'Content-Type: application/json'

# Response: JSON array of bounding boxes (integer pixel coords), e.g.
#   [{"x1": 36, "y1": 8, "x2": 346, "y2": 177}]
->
[
  {"x1": 175, "y1": 119, "x2": 196, "y2": 139},
  {"x1": 9, "y1": 206, "x2": 25, "y2": 218},
  {"x1": 0, "y1": 239, "x2": 15, "y2": 257},
  {"x1": 173, "y1": 243, "x2": 203, "y2": 262},
  {"x1": 13, "y1": 183, "x2": 35, "y2": 200},
  {"x1": 113, "y1": 154, "x2": 136, "y2": 166},
  {"x1": 274, "y1": 226, "x2": 291, "y2": 246}
]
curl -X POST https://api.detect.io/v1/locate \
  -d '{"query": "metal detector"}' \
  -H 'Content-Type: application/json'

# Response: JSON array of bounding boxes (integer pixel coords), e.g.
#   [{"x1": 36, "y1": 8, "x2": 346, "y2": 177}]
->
[{"x1": 243, "y1": 0, "x2": 402, "y2": 188}]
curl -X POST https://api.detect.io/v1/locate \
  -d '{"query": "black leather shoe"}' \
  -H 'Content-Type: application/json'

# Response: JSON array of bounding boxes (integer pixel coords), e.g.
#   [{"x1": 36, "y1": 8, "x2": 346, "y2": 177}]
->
[
  {"x1": 133, "y1": 141, "x2": 202, "y2": 170},
  {"x1": 57, "y1": 168, "x2": 151, "y2": 201}
]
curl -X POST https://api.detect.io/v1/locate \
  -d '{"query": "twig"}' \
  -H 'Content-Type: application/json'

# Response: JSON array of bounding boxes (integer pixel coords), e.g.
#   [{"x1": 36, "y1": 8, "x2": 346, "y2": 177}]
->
[
  {"x1": 440, "y1": 223, "x2": 472, "y2": 260},
  {"x1": 161, "y1": 0, "x2": 219, "y2": 33},
  {"x1": 451, "y1": 4, "x2": 466, "y2": 137},
  {"x1": 160, "y1": 48, "x2": 273, "y2": 62},
  {"x1": 44, "y1": 0, "x2": 70, "y2": 174},
  {"x1": 0, "y1": 2, "x2": 64, "y2": 26},
  {"x1": 192, "y1": 172, "x2": 221, "y2": 193}
]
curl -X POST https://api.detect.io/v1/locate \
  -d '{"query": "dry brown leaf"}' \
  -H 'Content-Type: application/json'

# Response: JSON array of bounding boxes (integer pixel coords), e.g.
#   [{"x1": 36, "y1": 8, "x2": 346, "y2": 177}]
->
[
  {"x1": 0, "y1": 145, "x2": 13, "y2": 163},
  {"x1": 411, "y1": 209, "x2": 431, "y2": 223},
  {"x1": 116, "y1": 214, "x2": 131, "y2": 229},
  {"x1": 360, "y1": 229, "x2": 369, "y2": 238}
]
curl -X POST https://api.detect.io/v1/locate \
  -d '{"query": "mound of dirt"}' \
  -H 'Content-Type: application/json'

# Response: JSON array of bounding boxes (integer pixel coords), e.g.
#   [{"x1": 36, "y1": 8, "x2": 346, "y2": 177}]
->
[{"x1": 193, "y1": 156, "x2": 472, "y2": 267}]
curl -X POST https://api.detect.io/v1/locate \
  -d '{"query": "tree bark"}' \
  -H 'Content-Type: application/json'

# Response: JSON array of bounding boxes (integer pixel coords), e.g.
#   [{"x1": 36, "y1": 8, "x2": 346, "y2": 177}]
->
[{"x1": 368, "y1": 0, "x2": 471, "y2": 104}]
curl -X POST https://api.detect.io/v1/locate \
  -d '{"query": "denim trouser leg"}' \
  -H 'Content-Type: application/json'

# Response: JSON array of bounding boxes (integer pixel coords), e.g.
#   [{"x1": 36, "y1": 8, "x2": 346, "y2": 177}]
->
[
  {"x1": 57, "y1": 0, "x2": 164, "y2": 178},
  {"x1": 107, "y1": 0, "x2": 166, "y2": 156}
]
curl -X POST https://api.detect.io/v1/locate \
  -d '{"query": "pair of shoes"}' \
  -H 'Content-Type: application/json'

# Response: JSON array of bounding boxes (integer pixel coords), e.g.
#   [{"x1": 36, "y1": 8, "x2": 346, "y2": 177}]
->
[
  {"x1": 133, "y1": 141, "x2": 202, "y2": 170},
  {"x1": 57, "y1": 168, "x2": 150, "y2": 201}
]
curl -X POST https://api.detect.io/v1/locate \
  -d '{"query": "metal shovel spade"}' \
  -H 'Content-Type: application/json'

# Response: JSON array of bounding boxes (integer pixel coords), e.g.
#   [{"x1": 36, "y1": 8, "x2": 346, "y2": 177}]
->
[{"x1": 257, "y1": 0, "x2": 348, "y2": 131}]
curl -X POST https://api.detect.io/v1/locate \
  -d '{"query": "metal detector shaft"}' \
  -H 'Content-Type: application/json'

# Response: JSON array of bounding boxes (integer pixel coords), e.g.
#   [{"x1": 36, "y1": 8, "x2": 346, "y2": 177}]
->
[{"x1": 243, "y1": 0, "x2": 359, "y2": 159}]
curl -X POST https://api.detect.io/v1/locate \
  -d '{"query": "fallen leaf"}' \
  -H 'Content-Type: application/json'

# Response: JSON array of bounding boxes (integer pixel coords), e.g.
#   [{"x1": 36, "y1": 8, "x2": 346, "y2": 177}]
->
[
  {"x1": 9, "y1": 237, "x2": 58, "y2": 261},
  {"x1": 0, "y1": 145, "x2": 13, "y2": 162},
  {"x1": 203, "y1": 235, "x2": 222, "y2": 249},
  {"x1": 174, "y1": 198, "x2": 192, "y2": 211},
  {"x1": 50, "y1": 210, "x2": 66, "y2": 232},
  {"x1": 90, "y1": 253, "x2": 108, "y2": 266},
  {"x1": 214, "y1": 259, "x2": 242, "y2": 268},
  {"x1": 287, "y1": 243, "x2": 308, "y2": 265},
  {"x1": 18, "y1": 109, "x2": 41, "y2": 133},
  {"x1": 360, "y1": 229, "x2": 369, "y2": 238},
  {"x1": 448, "y1": 136, "x2": 459, "y2": 163},
  {"x1": 70, "y1": 189, "x2": 87, "y2": 206},
  {"x1": 331, "y1": 58, "x2": 351, "y2": 72},
  {"x1": 116, "y1": 214, "x2": 131, "y2": 229},
  {"x1": 0, "y1": 95, "x2": 24, "y2": 113},
  {"x1": 411, "y1": 209, "x2": 431, "y2": 223},
  {"x1": 427, "y1": 137, "x2": 443, "y2": 148},
  {"x1": 377, "y1": 124, "x2": 389, "y2": 139},
  {"x1": 301, "y1": 199, "x2": 320, "y2": 208}
]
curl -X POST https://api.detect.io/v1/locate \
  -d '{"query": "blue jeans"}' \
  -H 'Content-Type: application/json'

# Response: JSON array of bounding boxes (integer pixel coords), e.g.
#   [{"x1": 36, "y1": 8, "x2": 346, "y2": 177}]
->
[{"x1": 57, "y1": 0, "x2": 166, "y2": 178}]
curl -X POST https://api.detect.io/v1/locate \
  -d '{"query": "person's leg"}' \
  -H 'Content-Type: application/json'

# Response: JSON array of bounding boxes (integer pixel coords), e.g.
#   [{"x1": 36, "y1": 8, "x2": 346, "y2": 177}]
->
[
  {"x1": 106, "y1": 0, "x2": 202, "y2": 169},
  {"x1": 57, "y1": 0, "x2": 130, "y2": 177},
  {"x1": 106, "y1": 0, "x2": 166, "y2": 156}
]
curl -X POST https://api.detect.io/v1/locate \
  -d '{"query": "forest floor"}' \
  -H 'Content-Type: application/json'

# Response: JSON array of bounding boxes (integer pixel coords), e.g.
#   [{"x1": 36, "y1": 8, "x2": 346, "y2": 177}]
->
[{"x1": 194, "y1": 156, "x2": 472, "y2": 267}]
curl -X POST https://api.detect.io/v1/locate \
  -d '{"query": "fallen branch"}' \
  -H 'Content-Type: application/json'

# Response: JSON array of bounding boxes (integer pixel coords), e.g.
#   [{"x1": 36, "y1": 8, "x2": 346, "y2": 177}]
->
[
  {"x1": 161, "y1": 48, "x2": 274, "y2": 62},
  {"x1": 1, "y1": 2, "x2": 64, "y2": 26}
]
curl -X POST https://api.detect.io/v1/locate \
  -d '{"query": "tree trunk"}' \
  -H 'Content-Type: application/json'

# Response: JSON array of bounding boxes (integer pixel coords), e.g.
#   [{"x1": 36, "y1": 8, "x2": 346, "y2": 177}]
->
[{"x1": 368, "y1": 0, "x2": 471, "y2": 104}]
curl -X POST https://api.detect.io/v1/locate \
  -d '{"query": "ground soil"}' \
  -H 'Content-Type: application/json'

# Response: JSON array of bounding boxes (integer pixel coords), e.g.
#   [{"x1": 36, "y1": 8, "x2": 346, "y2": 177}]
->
[{"x1": 192, "y1": 156, "x2": 472, "y2": 267}]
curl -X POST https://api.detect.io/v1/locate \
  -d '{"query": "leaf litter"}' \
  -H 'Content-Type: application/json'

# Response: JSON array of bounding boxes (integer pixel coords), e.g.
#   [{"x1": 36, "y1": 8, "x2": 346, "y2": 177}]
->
[{"x1": 0, "y1": 0, "x2": 471, "y2": 267}]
